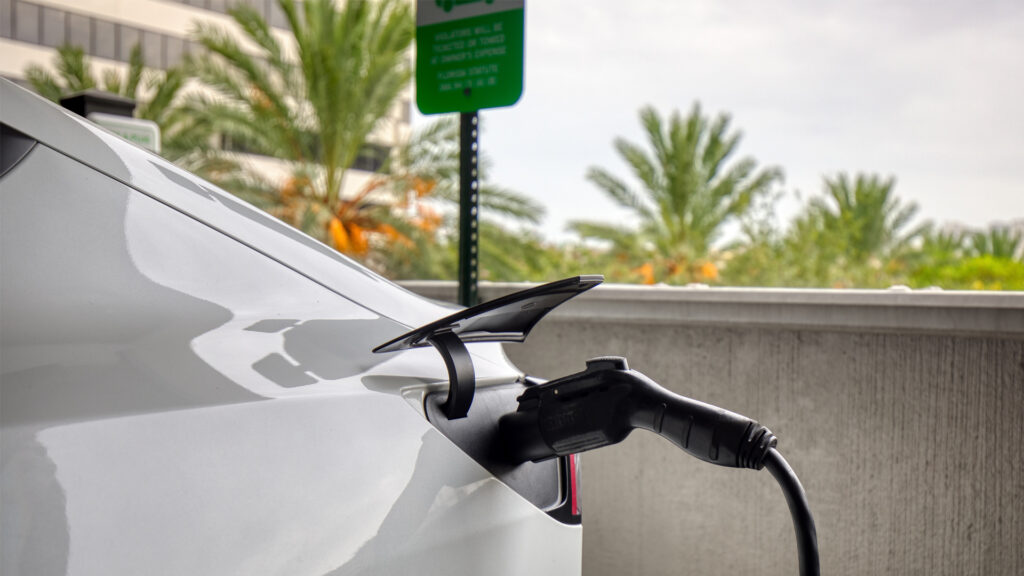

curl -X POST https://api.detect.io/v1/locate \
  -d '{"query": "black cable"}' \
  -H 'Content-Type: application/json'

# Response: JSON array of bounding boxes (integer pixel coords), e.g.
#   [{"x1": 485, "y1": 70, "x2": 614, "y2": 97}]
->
[
  {"x1": 763, "y1": 448, "x2": 820, "y2": 576},
  {"x1": 499, "y1": 358, "x2": 821, "y2": 575}
]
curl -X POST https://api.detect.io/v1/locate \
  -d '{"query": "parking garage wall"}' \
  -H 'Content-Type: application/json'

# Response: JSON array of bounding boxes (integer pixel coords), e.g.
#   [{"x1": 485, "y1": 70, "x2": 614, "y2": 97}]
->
[{"x1": 401, "y1": 281, "x2": 1024, "y2": 576}]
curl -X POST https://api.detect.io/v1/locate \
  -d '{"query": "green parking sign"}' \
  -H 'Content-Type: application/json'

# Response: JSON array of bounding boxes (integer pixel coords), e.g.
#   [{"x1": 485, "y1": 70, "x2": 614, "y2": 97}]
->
[{"x1": 416, "y1": 0, "x2": 525, "y2": 114}]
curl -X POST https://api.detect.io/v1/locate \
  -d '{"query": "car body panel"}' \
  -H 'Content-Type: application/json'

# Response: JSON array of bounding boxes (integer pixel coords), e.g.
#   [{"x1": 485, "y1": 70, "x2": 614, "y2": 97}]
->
[
  {"x1": 0, "y1": 79, "x2": 451, "y2": 328},
  {"x1": 0, "y1": 79, "x2": 581, "y2": 575},
  {"x1": 6, "y1": 394, "x2": 580, "y2": 575}
]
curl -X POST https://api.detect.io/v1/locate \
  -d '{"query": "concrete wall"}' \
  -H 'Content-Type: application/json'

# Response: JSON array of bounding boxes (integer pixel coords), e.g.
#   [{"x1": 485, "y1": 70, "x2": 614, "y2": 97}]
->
[{"x1": 402, "y1": 281, "x2": 1024, "y2": 576}]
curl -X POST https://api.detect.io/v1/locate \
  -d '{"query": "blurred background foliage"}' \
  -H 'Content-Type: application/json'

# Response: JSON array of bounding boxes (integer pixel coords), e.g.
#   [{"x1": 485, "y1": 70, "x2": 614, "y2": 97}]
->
[{"x1": 25, "y1": 0, "x2": 1023, "y2": 291}]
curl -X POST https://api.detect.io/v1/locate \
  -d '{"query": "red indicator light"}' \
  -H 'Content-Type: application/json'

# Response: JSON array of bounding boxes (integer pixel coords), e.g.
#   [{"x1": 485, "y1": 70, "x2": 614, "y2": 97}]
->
[{"x1": 569, "y1": 453, "x2": 580, "y2": 516}]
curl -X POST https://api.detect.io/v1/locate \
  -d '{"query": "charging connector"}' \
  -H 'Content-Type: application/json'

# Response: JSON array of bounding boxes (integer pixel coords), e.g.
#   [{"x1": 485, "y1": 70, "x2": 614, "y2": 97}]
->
[
  {"x1": 499, "y1": 356, "x2": 777, "y2": 469},
  {"x1": 499, "y1": 356, "x2": 819, "y2": 576}
]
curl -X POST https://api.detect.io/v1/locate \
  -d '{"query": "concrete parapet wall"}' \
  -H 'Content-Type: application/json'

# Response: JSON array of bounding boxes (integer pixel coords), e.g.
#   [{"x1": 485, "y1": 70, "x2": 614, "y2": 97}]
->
[{"x1": 401, "y1": 281, "x2": 1024, "y2": 576}]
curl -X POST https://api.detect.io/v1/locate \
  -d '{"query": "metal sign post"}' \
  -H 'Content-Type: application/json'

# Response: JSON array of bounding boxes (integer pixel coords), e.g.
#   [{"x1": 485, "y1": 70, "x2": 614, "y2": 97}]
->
[
  {"x1": 458, "y1": 112, "x2": 480, "y2": 306},
  {"x1": 416, "y1": 0, "x2": 525, "y2": 307}
]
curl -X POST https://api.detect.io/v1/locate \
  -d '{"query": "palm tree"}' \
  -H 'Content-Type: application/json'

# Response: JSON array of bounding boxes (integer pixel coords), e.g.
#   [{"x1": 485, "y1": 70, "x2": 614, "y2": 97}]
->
[
  {"x1": 908, "y1": 225, "x2": 1024, "y2": 290},
  {"x1": 388, "y1": 117, "x2": 543, "y2": 222},
  {"x1": 794, "y1": 173, "x2": 927, "y2": 287},
  {"x1": 815, "y1": 174, "x2": 924, "y2": 263},
  {"x1": 900, "y1": 225, "x2": 964, "y2": 274},
  {"x1": 921, "y1": 227, "x2": 967, "y2": 258},
  {"x1": 969, "y1": 226, "x2": 1023, "y2": 260},
  {"x1": 25, "y1": 44, "x2": 122, "y2": 101},
  {"x1": 23, "y1": 44, "x2": 188, "y2": 158},
  {"x1": 183, "y1": 0, "x2": 414, "y2": 258},
  {"x1": 569, "y1": 103, "x2": 783, "y2": 284},
  {"x1": 382, "y1": 116, "x2": 548, "y2": 280}
]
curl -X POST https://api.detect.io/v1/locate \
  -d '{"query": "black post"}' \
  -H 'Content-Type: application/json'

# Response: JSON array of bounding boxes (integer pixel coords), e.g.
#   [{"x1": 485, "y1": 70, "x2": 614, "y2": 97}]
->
[
  {"x1": 458, "y1": 111, "x2": 480, "y2": 307},
  {"x1": 59, "y1": 90, "x2": 137, "y2": 118}
]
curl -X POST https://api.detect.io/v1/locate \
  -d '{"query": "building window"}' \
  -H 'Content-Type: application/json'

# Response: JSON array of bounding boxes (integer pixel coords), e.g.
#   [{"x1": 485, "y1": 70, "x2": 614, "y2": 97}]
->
[
  {"x1": 2, "y1": 0, "x2": 296, "y2": 73},
  {"x1": 142, "y1": 30, "x2": 163, "y2": 68},
  {"x1": 165, "y1": 35, "x2": 185, "y2": 68},
  {"x1": 119, "y1": 26, "x2": 140, "y2": 61},
  {"x1": 268, "y1": 0, "x2": 288, "y2": 29},
  {"x1": 67, "y1": 12, "x2": 90, "y2": 50},
  {"x1": 240, "y1": 0, "x2": 264, "y2": 16},
  {"x1": 353, "y1": 144, "x2": 391, "y2": 174},
  {"x1": 41, "y1": 6, "x2": 64, "y2": 48},
  {"x1": 94, "y1": 19, "x2": 117, "y2": 60},
  {"x1": 157, "y1": 0, "x2": 297, "y2": 30},
  {"x1": 1, "y1": 0, "x2": 13, "y2": 38},
  {"x1": 14, "y1": 1, "x2": 40, "y2": 44}
]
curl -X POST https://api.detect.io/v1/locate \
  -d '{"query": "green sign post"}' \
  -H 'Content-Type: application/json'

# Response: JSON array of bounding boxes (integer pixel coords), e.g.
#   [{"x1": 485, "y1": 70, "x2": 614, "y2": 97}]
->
[{"x1": 416, "y1": 1, "x2": 525, "y2": 307}]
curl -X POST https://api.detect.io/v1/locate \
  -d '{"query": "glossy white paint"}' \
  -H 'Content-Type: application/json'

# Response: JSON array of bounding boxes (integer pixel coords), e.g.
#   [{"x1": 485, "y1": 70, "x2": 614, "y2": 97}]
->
[
  {"x1": 0, "y1": 80, "x2": 581, "y2": 575},
  {"x1": 0, "y1": 79, "x2": 448, "y2": 328}
]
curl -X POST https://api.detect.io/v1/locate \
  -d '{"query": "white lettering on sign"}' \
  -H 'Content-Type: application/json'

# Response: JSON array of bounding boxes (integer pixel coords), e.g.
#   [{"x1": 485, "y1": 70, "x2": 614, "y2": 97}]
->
[{"x1": 432, "y1": 25, "x2": 510, "y2": 92}]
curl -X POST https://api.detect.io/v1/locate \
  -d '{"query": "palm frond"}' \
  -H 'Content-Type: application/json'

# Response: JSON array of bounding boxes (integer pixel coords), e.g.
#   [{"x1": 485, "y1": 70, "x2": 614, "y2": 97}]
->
[
  {"x1": 100, "y1": 69, "x2": 123, "y2": 94},
  {"x1": 124, "y1": 44, "x2": 145, "y2": 98},
  {"x1": 585, "y1": 166, "x2": 654, "y2": 220},
  {"x1": 24, "y1": 65, "x2": 64, "y2": 102},
  {"x1": 581, "y1": 101, "x2": 781, "y2": 270},
  {"x1": 138, "y1": 67, "x2": 186, "y2": 124},
  {"x1": 613, "y1": 138, "x2": 662, "y2": 201},
  {"x1": 478, "y1": 184, "x2": 545, "y2": 224},
  {"x1": 567, "y1": 220, "x2": 643, "y2": 252},
  {"x1": 53, "y1": 45, "x2": 96, "y2": 93}
]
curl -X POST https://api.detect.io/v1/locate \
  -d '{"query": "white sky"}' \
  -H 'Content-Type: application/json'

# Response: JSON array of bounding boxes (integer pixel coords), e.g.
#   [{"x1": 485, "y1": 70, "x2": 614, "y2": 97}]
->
[{"x1": 415, "y1": 0, "x2": 1024, "y2": 242}]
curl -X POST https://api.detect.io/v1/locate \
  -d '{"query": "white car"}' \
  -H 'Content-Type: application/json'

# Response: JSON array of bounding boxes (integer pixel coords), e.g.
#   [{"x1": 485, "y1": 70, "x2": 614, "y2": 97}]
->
[{"x1": 0, "y1": 79, "x2": 585, "y2": 575}]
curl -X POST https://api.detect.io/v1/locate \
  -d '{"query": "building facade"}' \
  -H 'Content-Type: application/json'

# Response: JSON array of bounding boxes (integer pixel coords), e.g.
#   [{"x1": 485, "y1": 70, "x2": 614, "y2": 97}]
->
[{"x1": 1, "y1": 0, "x2": 412, "y2": 191}]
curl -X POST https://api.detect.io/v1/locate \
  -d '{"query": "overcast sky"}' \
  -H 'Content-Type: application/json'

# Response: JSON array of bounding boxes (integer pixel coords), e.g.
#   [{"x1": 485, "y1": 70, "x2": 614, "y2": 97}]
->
[{"x1": 414, "y1": 0, "x2": 1024, "y2": 242}]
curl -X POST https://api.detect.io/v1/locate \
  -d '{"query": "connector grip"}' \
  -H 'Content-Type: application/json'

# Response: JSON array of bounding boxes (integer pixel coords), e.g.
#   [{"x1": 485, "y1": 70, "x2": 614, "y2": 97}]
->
[
  {"x1": 633, "y1": 382, "x2": 777, "y2": 470},
  {"x1": 499, "y1": 357, "x2": 776, "y2": 470}
]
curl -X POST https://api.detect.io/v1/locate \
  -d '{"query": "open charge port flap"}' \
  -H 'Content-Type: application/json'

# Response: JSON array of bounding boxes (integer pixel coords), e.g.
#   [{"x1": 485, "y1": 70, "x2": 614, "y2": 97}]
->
[{"x1": 424, "y1": 384, "x2": 576, "y2": 523}]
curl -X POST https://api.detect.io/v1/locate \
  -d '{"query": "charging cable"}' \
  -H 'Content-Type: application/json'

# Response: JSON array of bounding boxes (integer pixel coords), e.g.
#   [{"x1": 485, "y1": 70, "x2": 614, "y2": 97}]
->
[{"x1": 499, "y1": 356, "x2": 820, "y2": 576}]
